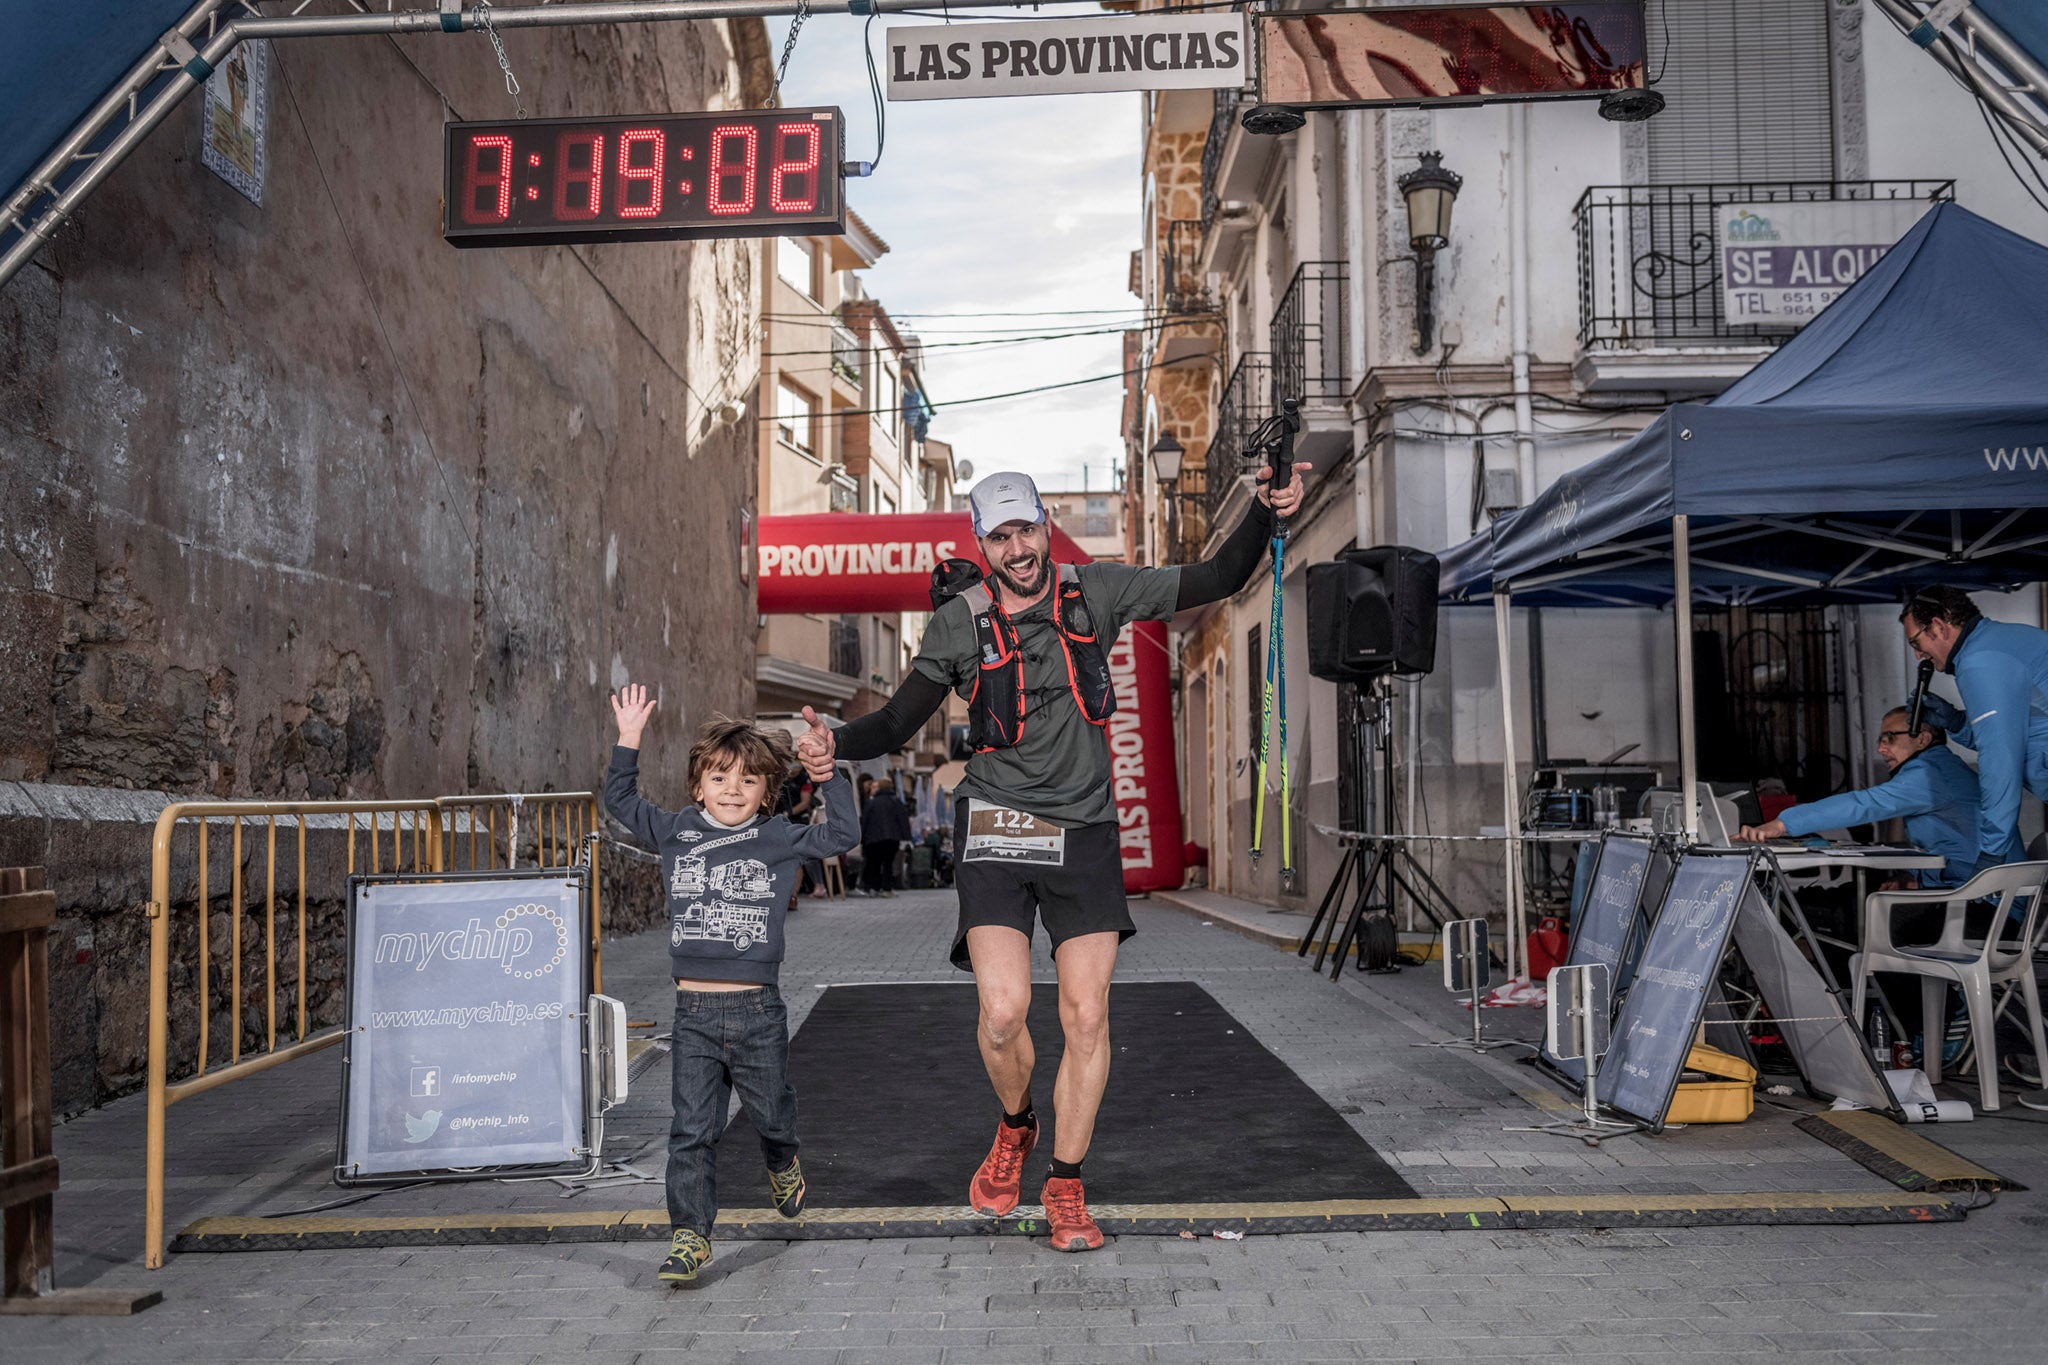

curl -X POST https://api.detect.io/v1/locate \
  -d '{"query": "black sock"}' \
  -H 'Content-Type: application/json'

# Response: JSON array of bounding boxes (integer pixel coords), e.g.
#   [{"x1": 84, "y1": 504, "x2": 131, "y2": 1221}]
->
[
  {"x1": 1048, "y1": 1157, "x2": 1082, "y2": 1181},
  {"x1": 1002, "y1": 1102, "x2": 1035, "y2": 1129}
]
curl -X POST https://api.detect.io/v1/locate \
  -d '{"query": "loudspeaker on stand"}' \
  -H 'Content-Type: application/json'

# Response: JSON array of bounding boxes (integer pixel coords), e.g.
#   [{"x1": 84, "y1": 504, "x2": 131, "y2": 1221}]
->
[{"x1": 1306, "y1": 546, "x2": 1441, "y2": 682}]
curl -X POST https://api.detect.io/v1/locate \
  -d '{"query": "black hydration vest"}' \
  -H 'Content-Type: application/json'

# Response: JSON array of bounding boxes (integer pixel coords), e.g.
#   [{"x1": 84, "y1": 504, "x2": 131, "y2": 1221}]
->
[{"x1": 960, "y1": 563, "x2": 1117, "y2": 753}]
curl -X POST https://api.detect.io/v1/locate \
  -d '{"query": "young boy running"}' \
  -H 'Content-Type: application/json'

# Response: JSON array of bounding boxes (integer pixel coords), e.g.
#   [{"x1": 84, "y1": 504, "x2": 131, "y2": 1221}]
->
[{"x1": 606, "y1": 685, "x2": 858, "y2": 1284}]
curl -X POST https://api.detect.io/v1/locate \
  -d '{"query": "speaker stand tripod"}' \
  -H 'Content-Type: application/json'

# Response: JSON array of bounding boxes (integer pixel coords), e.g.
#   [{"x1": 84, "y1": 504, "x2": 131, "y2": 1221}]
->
[{"x1": 1299, "y1": 680, "x2": 1463, "y2": 980}]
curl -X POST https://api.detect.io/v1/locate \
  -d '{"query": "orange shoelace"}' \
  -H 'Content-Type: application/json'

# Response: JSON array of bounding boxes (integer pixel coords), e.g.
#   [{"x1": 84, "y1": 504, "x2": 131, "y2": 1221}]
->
[
  {"x1": 1042, "y1": 1181, "x2": 1090, "y2": 1224},
  {"x1": 985, "y1": 1129, "x2": 1029, "y2": 1185}
]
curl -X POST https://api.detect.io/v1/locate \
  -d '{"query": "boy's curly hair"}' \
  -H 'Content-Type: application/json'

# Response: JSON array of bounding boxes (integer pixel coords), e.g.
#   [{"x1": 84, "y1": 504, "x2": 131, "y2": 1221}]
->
[{"x1": 688, "y1": 715, "x2": 796, "y2": 791}]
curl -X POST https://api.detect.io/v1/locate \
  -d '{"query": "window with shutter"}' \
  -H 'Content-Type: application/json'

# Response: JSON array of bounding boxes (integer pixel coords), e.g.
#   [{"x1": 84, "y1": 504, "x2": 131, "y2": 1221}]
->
[{"x1": 1648, "y1": 0, "x2": 1835, "y2": 185}]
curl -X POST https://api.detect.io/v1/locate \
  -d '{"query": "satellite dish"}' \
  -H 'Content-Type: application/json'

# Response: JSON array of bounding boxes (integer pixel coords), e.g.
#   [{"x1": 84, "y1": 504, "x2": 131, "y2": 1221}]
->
[{"x1": 955, "y1": 459, "x2": 975, "y2": 482}]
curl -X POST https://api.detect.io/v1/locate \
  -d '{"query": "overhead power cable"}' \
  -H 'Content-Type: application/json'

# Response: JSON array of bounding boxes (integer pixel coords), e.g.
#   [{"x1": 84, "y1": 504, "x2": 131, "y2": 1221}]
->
[
  {"x1": 759, "y1": 354, "x2": 1206, "y2": 423},
  {"x1": 763, "y1": 323, "x2": 1149, "y2": 358}
]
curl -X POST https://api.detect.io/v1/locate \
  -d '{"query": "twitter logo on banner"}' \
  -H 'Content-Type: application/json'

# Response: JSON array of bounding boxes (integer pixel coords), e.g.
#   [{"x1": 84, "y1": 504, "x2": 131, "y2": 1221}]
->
[{"x1": 403, "y1": 1109, "x2": 443, "y2": 1143}]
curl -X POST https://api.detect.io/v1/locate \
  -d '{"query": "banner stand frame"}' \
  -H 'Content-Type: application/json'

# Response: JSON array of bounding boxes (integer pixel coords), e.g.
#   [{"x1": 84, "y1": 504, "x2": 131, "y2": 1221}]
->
[{"x1": 334, "y1": 866, "x2": 598, "y2": 1188}]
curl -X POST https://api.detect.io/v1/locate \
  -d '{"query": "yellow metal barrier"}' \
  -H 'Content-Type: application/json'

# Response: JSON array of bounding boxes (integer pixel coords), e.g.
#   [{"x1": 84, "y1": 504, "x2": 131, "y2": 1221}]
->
[
  {"x1": 141, "y1": 791, "x2": 601, "y2": 1269},
  {"x1": 435, "y1": 793, "x2": 604, "y2": 990}
]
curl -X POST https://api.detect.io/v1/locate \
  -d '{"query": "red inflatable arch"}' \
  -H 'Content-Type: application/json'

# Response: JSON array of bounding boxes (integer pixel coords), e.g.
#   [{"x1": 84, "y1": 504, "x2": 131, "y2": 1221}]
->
[{"x1": 757, "y1": 513, "x2": 1185, "y2": 893}]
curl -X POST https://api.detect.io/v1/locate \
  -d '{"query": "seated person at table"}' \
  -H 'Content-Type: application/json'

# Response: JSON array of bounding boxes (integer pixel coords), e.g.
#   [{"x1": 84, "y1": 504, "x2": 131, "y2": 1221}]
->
[{"x1": 1734, "y1": 706, "x2": 1984, "y2": 890}]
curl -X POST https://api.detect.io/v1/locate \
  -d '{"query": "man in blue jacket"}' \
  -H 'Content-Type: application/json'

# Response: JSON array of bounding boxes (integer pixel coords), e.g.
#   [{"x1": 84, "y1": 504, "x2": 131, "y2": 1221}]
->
[
  {"x1": 1898, "y1": 587, "x2": 2039, "y2": 873},
  {"x1": 1735, "y1": 705, "x2": 1984, "y2": 888}
]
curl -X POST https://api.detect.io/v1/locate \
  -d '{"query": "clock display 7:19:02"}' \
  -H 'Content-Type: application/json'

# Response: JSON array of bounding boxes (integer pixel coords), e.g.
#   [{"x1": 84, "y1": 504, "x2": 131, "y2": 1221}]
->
[{"x1": 442, "y1": 108, "x2": 846, "y2": 248}]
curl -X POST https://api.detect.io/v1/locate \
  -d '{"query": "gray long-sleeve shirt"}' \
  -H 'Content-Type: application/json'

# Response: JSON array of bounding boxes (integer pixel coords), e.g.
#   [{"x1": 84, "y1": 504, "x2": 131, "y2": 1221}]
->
[{"x1": 605, "y1": 746, "x2": 860, "y2": 984}]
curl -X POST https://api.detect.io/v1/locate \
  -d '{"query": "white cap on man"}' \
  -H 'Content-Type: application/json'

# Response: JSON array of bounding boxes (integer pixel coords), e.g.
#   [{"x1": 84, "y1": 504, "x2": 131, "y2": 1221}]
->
[{"x1": 968, "y1": 471, "x2": 1047, "y2": 537}]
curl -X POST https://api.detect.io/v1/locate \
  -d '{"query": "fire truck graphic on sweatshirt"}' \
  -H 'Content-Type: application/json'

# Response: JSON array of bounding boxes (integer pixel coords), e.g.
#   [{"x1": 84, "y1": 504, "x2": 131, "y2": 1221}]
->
[{"x1": 604, "y1": 745, "x2": 860, "y2": 984}]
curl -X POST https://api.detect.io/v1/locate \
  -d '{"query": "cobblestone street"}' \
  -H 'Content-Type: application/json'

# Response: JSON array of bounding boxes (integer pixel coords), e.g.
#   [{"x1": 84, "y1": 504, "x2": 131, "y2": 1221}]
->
[{"x1": 4, "y1": 888, "x2": 2045, "y2": 1362}]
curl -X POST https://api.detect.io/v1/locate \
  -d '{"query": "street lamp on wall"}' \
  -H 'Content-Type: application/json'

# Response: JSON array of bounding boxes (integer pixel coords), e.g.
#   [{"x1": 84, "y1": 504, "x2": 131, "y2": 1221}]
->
[
  {"x1": 1148, "y1": 431, "x2": 1185, "y2": 486},
  {"x1": 1149, "y1": 431, "x2": 1185, "y2": 563},
  {"x1": 1397, "y1": 151, "x2": 1463, "y2": 356}
]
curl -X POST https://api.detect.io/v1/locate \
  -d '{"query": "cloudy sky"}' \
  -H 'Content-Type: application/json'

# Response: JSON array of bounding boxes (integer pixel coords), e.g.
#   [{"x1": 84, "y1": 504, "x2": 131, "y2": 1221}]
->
[{"x1": 767, "y1": 13, "x2": 1142, "y2": 495}]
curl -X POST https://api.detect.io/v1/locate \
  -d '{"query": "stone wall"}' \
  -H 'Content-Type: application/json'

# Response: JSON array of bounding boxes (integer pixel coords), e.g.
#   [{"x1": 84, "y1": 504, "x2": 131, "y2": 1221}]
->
[{"x1": 0, "y1": 18, "x2": 774, "y2": 1110}]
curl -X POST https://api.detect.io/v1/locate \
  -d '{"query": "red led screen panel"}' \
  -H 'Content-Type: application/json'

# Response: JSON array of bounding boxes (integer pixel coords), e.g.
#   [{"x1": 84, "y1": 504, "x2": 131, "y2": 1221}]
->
[
  {"x1": 1257, "y1": 3, "x2": 1646, "y2": 110},
  {"x1": 443, "y1": 108, "x2": 845, "y2": 247}
]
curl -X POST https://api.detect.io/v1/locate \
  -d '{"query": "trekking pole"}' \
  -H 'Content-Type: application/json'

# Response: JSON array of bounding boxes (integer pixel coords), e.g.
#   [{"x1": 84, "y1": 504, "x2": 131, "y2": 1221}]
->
[{"x1": 1250, "y1": 400, "x2": 1302, "y2": 875}]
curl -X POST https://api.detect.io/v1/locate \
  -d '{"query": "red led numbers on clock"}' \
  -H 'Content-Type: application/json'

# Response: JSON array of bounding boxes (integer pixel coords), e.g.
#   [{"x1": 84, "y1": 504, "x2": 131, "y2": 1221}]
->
[
  {"x1": 461, "y1": 134, "x2": 513, "y2": 225},
  {"x1": 769, "y1": 123, "x2": 820, "y2": 214},
  {"x1": 554, "y1": 130, "x2": 605, "y2": 221},
  {"x1": 617, "y1": 129, "x2": 664, "y2": 218},
  {"x1": 444, "y1": 109, "x2": 845, "y2": 246},
  {"x1": 707, "y1": 125, "x2": 758, "y2": 215}
]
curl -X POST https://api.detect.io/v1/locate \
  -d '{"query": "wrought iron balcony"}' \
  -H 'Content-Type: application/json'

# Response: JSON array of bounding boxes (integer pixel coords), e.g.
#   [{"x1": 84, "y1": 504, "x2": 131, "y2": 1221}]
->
[
  {"x1": 1199, "y1": 86, "x2": 1249, "y2": 230},
  {"x1": 1204, "y1": 351, "x2": 1272, "y2": 526},
  {"x1": 1573, "y1": 180, "x2": 1955, "y2": 348},
  {"x1": 1168, "y1": 464, "x2": 1210, "y2": 567},
  {"x1": 1270, "y1": 261, "x2": 1349, "y2": 405},
  {"x1": 828, "y1": 617, "x2": 862, "y2": 679},
  {"x1": 831, "y1": 321, "x2": 863, "y2": 386},
  {"x1": 1159, "y1": 218, "x2": 1212, "y2": 316}
]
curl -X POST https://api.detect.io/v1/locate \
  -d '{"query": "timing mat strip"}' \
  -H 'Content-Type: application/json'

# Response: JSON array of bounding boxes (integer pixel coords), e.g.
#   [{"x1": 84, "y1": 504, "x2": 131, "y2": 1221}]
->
[
  {"x1": 170, "y1": 1191, "x2": 1964, "y2": 1252},
  {"x1": 1796, "y1": 1110, "x2": 2022, "y2": 1192}
]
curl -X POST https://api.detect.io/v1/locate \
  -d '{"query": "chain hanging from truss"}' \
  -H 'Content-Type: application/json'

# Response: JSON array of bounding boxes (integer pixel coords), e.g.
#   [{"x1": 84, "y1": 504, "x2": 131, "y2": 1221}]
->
[
  {"x1": 474, "y1": 0, "x2": 528, "y2": 118},
  {"x1": 771, "y1": 0, "x2": 811, "y2": 108}
]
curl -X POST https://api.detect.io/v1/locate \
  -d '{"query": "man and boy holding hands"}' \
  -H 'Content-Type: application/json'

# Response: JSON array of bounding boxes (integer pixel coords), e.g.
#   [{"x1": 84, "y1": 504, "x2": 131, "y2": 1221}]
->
[{"x1": 605, "y1": 465, "x2": 1308, "y2": 1280}]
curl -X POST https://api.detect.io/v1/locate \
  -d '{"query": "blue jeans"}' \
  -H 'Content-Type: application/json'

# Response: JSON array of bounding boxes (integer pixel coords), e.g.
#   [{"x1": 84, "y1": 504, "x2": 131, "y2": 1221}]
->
[{"x1": 667, "y1": 985, "x2": 800, "y2": 1235}]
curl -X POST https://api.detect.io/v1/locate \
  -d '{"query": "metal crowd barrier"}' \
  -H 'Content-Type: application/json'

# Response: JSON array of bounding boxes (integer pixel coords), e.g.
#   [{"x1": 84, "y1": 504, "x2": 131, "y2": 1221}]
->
[
  {"x1": 434, "y1": 793, "x2": 605, "y2": 990},
  {"x1": 142, "y1": 792, "x2": 600, "y2": 1268}
]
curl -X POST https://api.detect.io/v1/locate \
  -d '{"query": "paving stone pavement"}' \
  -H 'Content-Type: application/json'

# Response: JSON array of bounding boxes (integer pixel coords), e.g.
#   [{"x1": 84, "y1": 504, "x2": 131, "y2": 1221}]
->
[{"x1": 5, "y1": 887, "x2": 2047, "y2": 1362}]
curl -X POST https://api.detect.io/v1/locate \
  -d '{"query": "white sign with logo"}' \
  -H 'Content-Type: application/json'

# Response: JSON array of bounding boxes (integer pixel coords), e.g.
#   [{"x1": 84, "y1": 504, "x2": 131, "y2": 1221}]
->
[
  {"x1": 1718, "y1": 199, "x2": 1933, "y2": 325},
  {"x1": 340, "y1": 872, "x2": 589, "y2": 1181},
  {"x1": 886, "y1": 14, "x2": 1250, "y2": 101}
]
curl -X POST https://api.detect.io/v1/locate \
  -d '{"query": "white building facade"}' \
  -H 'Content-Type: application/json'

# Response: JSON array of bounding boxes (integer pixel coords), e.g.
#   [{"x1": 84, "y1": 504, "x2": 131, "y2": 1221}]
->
[{"x1": 1124, "y1": 0, "x2": 2048, "y2": 918}]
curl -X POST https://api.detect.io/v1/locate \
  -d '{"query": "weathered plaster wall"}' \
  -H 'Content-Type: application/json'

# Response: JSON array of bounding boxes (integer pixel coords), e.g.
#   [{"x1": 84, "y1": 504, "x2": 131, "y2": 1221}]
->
[{"x1": 0, "y1": 18, "x2": 774, "y2": 1109}]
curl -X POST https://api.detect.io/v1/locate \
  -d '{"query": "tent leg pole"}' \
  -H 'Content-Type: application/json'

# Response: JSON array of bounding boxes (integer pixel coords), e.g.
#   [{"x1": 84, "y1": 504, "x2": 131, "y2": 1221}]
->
[
  {"x1": 1494, "y1": 590, "x2": 1525, "y2": 982},
  {"x1": 1674, "y1": 514, "x2": 1700, "y2": 844}
]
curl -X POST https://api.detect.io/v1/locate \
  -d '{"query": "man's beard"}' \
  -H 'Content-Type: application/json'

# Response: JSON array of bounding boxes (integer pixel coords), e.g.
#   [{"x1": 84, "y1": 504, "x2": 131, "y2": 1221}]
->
[{"x1": 992, "y1": 549, "x2": 1050, "y2": 598}]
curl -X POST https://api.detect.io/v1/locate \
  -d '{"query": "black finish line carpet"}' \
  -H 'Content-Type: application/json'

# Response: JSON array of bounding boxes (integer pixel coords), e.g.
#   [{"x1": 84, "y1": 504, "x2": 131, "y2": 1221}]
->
[
  {"x1": 169, "y1": 984, "x2": 1986, "y2": 1251},
  {"x1": 713, "y1": 980, "x2": 1417, "y2": 1207}
]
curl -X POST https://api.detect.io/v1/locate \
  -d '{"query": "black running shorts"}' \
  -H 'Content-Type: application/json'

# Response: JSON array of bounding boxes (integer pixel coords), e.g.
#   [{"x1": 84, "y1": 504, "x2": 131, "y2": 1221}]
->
[{"x1": 949, "y1": 799, "x2": 1135, "y2": 971}]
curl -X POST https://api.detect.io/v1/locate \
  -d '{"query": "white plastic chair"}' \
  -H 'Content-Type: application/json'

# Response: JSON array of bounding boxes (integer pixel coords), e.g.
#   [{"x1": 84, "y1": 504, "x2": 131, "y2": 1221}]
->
[{"x1": 1850, "y1": 861, "x2": 2048, "y2": 1112}]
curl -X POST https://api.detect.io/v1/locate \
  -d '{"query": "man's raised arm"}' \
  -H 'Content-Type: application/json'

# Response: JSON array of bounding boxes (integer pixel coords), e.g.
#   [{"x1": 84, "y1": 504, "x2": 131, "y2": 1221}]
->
[
  {"x1": 1174, "y1": 460, "x2": 1311, "y2": 610},
  {"x1": 799, "y1": 676, "x2": 952, "y2": 766}
]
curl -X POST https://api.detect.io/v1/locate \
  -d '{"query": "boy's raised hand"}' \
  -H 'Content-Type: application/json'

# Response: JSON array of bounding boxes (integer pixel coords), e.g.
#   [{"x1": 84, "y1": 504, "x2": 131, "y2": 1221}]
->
[{"x1": 611, "y1": 683, "x2": 657, "y2": 749}]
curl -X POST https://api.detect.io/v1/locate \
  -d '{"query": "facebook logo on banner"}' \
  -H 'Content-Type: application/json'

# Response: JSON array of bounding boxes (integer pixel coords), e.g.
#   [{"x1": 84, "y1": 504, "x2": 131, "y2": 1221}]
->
[{"x1": 411, "y1": 1066, "x2": 441, "y2": 1098}]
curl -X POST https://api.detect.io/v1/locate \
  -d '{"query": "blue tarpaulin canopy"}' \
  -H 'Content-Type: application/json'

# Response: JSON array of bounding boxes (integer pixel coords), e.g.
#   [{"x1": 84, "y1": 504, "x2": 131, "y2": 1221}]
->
[
  {"x1": 1437, "y1": 200, "x2": 2048, "y2": 853},
  {"x1": 1, "y1": 1, "x2": 200, "y2": 237},
  {"x1": 1441, "y1": 203, "x2": 2048, "y2": 608}
]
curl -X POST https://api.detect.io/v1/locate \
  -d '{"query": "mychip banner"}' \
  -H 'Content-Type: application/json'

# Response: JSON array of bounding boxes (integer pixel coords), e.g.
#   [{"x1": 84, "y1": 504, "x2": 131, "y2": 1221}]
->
[
  {"x1": 885, "y1": 14, "x2": 1250, "y2": 101},
  {"x1": 339, "y1": 871, "x2": 590, "y2": 1182},
  {"x1": 1597, "y1": 852, "x2": 1748, "y2": 1127}
]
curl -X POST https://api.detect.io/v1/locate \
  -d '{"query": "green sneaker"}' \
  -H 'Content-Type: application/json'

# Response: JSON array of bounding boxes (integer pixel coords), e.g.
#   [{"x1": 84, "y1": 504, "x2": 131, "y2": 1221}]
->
[
  {"x1": 658, "y1": 1228, "x2": 712, "y2": 1284},
  {"x1": 768, "y1": 1156, "x2": 806, "y2": 1218}
]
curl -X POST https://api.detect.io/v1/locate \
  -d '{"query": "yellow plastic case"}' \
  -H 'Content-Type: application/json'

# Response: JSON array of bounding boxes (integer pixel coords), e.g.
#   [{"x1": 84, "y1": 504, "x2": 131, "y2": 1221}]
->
[{"x1": 1665, "y1": 1042, "x2": 1758, "y2": 1124}]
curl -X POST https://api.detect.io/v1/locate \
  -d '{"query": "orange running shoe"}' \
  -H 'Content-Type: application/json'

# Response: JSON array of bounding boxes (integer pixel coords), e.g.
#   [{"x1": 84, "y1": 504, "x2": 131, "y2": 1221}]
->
[
  {"x1": 968, "y1": 1117, "x2": 1038, "y2": 1216},
  {"x1": 1039, "y1": 1175, "x2": 1104, "y2": 1252}
]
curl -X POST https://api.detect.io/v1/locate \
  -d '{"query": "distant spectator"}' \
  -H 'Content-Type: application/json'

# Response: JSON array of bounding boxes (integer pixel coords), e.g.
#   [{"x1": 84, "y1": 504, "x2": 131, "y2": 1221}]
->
[{"x1": 860, "y1": 778, "x2": 913, "y2": 898}]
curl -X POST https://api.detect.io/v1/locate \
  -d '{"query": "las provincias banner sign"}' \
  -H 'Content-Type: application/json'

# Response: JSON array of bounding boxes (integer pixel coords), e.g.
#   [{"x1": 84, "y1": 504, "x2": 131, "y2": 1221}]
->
[
  {"x1": 885, "y1": 13, "x2": 1250, "y2": 101},
  {"x1": 755, "y1": 512, "x2": 1186, "y2": 893}
]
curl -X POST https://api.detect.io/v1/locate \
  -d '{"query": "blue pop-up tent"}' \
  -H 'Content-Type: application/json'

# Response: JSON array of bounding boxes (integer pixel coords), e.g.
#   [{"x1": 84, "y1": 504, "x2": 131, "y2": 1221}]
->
[
  {"x1": 1449, "y1": 202, "x2": 2048, "y2": 607},
  {"x1": 1438, "y1": 200, "x2": 2048, "y2": 896}
]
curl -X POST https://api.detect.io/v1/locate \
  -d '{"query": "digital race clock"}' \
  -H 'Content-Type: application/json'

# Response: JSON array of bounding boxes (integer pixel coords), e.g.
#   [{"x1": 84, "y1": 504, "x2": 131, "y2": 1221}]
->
[{"x1": 442, "y1": 107, "x2": 846, "y2": 248}]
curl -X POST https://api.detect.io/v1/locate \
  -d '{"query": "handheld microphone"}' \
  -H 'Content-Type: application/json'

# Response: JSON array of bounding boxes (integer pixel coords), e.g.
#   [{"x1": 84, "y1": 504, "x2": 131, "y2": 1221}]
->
[{"x1": 1908, "y1": 658, "x2": 1934, "y2": 737}]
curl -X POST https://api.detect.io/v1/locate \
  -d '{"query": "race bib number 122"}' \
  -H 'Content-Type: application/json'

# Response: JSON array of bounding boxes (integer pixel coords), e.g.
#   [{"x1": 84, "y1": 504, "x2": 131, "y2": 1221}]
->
[{"x1": 962, "y1": 800, "x2": 1066, "y2": 866}]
